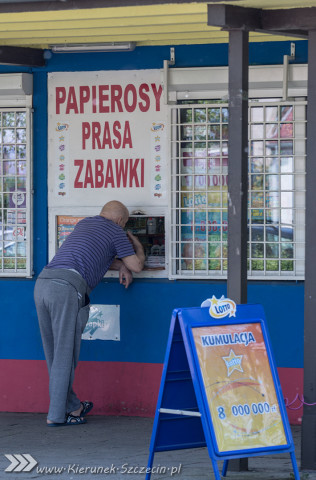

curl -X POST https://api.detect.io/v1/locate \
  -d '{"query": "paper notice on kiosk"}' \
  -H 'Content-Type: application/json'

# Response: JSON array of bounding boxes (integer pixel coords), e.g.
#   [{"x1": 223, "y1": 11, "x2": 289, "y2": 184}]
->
[{"x1": 192, "y1": 323, "x2": 287, "y2": 452}]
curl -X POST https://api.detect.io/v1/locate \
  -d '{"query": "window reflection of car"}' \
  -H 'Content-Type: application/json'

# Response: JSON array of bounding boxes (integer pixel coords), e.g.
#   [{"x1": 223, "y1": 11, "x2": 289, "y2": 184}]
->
[
  {"x1": 1, "y1": 242, "x2": 16, "y2": 257},
  {"x1": 250, "y1": 224, "x2": 293, "y2": 242}
]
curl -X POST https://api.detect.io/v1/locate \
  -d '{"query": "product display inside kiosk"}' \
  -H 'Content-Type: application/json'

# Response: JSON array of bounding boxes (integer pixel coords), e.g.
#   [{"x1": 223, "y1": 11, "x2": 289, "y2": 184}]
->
[
  {"x1": 125, "y1": 216, "x2": 165, "y2": 270},
  {"x1": 56, "y1": 214, "x2": 166, "y2": 273}
]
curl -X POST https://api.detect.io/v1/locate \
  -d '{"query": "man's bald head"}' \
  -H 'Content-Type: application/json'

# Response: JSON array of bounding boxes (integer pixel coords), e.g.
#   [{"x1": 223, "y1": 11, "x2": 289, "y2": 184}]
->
[{"x1": 100, "y1": 201, "x2": 129, "y2": 228}]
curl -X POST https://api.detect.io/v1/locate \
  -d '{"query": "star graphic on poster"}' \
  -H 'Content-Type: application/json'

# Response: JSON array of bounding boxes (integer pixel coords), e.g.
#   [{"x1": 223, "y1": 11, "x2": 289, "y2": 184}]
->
[{"x1": 222, "y1": 349, "x2": 243, "y2": 377}]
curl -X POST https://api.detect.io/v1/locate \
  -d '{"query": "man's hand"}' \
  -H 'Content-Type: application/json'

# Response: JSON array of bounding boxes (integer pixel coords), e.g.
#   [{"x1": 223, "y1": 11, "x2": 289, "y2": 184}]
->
[
  {"x1": 127, "y1": 231, "x2": 143, "y2": 250},
  {"x1": 119, "y1": 263, "x2": 133, "y2": 289}
]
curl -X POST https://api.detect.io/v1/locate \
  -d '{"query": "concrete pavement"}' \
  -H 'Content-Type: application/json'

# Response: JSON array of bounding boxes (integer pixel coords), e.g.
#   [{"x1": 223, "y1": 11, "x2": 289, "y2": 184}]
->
[{"x1": 0, "y1": 413, "x2": 315, "y2": 480}]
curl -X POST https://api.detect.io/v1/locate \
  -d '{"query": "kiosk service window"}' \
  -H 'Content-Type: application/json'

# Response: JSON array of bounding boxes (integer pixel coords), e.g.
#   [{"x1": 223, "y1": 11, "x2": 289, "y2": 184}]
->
[{"x1": 55, "y1": 212, "x2": 167, "y2": 277}]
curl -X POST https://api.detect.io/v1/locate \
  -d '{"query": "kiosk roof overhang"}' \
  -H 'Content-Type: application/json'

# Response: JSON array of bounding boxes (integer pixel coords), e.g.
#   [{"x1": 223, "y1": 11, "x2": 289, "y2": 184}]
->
[{"x1": 0, "y1": 0, "x2": 315, "y2": 65}]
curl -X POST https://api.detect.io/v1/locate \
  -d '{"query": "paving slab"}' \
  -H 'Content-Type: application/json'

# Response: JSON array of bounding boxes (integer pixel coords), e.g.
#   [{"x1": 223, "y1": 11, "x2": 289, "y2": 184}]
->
[{"x1": 0, "y1": 413, "x2": 315, "y2": 480}]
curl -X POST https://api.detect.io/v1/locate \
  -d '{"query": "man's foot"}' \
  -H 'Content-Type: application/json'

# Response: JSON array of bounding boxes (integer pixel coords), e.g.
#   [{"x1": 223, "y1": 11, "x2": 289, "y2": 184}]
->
[
  {"x1": 80, "y1": 401, "x2": 94, "y2": 417},
  {"x1": 47, "y1": 414, "x2": 87, "y2": 427}
]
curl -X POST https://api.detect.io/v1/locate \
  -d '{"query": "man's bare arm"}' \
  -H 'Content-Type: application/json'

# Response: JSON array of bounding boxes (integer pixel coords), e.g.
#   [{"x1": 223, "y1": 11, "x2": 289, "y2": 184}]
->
[
  {"x1": 109, "y1": 258, "x2": 133, "y2": 288},
  {"x1": 121, "y1": 232, "x2": 145, "y2": 273}
]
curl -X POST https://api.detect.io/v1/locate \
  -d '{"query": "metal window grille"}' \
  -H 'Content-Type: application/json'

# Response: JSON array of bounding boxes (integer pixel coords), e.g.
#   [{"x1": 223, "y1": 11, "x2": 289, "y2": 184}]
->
[
  {"x1": 170, "y1": 100, "x2": 306, "y2": 279},
  {"x1": 0, "y1": 108, "x2": 32, "y2": 277}
]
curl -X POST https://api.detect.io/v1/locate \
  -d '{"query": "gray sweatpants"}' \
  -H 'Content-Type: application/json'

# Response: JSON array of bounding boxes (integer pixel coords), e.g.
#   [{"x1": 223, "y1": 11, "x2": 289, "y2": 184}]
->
[{"x1": 34, "y1": 268, "x2": 91, "y2": 423}]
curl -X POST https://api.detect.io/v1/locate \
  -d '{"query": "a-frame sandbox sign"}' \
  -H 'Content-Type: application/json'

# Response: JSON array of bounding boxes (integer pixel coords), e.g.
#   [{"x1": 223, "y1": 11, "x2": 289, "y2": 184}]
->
[{"x1": 146, "y1": 298, "x2": 300, "y2": 480}]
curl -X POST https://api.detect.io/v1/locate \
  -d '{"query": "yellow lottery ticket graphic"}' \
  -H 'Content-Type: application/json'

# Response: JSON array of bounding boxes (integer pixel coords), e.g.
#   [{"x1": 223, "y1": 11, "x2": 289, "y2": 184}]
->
[{"x1": 192, "y1": 323, "x2": 287, "y2": 452}]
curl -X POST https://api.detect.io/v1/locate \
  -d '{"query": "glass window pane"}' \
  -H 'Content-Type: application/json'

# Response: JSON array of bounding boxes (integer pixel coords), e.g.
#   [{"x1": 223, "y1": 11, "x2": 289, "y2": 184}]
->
[
  {"x1": 194, "y1": 125, "x2": 206, "y2": 140},
  {"x1": 3, "y1": 177, "x2": 15, "y2": 191},
  {"x1": 266, "y1": 141, "x2": 278, "y2": 156},
  {"x1": 266, "y1": 192, "x2": 279, "y2": 208},
  {"x1": 280, "y1": 123, "x2": 293, "y2": 138},
  {"x1": 222, "y1": 124, "x2": 228, "y2": 140},
  {"x1": 266, "y1": 209, "x2": 279, "y2": 223},
  {"x1": 180, "y1": 109, "x2": 192, "y2": 124},
  {"x1": 251, "y1": 124, "x2": 264, "y2": 139},
  {"x1": 251, "y1": 209, "x2": 264, "y2": 224},
  {"x1": 251, "y1": 174, "x2": 264, "y2": 190},
  {"x1": 266, "y1": 226, "x2": 279, "y2": 242},
  {"x1": 251, "y1": 243, "x2": 264, "y2": 258},
  {"x1": 251, "y1": 192, "x2": 264, "y2": 208},
  {"x1": 194, "y1": 108, "x2": 206, "y2": 123},
  {"x1": 209, "y1": 243, "x2": 221, "y2": 258},
  {"x1": 208, "y1": 108, "x2": 221, "y2": 123},
  {"x1": 3, "y1": 145, "x2": 15, "y2": 159},
  {"x1": 281, "y1": 174, "x2": 293, "y2": 190},
  {"x1": 3, "y1": 112, "x2": 15, "y2": 127},
  {"x1": 16, "y1": 112, "x2": 26, "y2": 127},
  {"x1": 181, "y1": 175, "x2": 192, "y2": 190},
  {"x1": 17, "y1": 161, "x2": 26, "y2": 175},
  {"x1": 266, "y1": 243, "x2": 279, "y2": 258},
  {"x1": 17, "y1": 145, "x2": 26, "y2": 160},
  {"x1": 281, "y1": 157, "x2": 293, "y2": 172},
  {"x1": 208, "y1": 142, "x2": 221, "y2": 157},
  {"x1": 266, "y1": 175, "x2": 279, "y2": 190},
  {"x1": 194, "y1": 243, "x2": 207, "y2": 271},
  {"x1": 251, "y1": 260, "x2": 264, "y2": 270},
  {"x1": 281, "y1": 192, "x2": 294, "y2": 208},
  {"x1": 281, "y1": 260, "x2": 293, "y2": 271},
  {"x1": 17, "y1": 177, "x2": 26, "y2": 192},
  {"x1": 266, "y1": 260, "x2": 279, "y2": 271},
  {"x1": 17, "y1": 258, "x2": 26, "y2": 269},
  {"x1": 281, "y1": 242, "x2": 293, "y2": 259},
  {"x1": 281, "y1": 210, "x2": 293, "y2": 224},
  {"x1": 251, "y1": 107, "x2": 263, "y2": 122},
  {"x1": 251, "y1": 141, "x2": 264, "y2": 155},
  {"x1": 251, "y1": 158, "x2": 264, "y2": 173},
  {"x1": 4, "y1": 241, "x2": 15, "y2": 257},
  {"x1": 222, "y1": 141, "x2": 228, "y2": 156},
  {"x1": 16, "y1": 129, "x2": 26, "y2": 143},
  {"x1": 194, "y1": 158, "x2": 206, "y2": 174},
  {"x1": 222, "y1": 108, "x2": 229, "y2": 122},
  {"x1": 181, "y1": 126, "x2": 192, "y2": 141},
  {"x1": 3, "y1": 129, "x2": 15, "y2": 143},
  {"x1": 281, "y1": 226, "x2": 293, "y2": 241},
  {"x1": 280, "y1": 140, "x2": 293, "y2": 155},
  {"x1": 4, "y1": 258, "x2": 16, "y2": 269},
  {"x1": 265, "y1": 158, "x2": 279, "y2": 173},
  {"x1": 265, "y1": 106, "x2": 278, "y2": 122},
  {"x1": 251, "y1": 226, "x2": 264, "y2": 241},
  {"x1": 281, "y1": 105, "x2": 293, "y2": 121},
  {"x1": 195, "y1": 175, "x2": 207, "y2": 191},
  {"x1": 3, "y1": 161, "x2": 15, "y2": 175},
  {"x1": 266, "y1": 123, "x2": 278, "y2": 139},
  {"x1": 17, "y1": 242, "x2": 26, "y2": 257},
  {"x1": 208, "y1": 125, "x2": 220, "y2": 140}
]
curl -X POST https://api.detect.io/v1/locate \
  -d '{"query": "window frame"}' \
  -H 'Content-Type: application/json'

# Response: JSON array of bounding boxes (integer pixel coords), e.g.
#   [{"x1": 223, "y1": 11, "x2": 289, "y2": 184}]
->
[
  {"x1": 0, "y1": 107, "x2": 33, "y2": 277},
  {"x1": 169, "y1": 97, "x2": 307, "y2": 280}
]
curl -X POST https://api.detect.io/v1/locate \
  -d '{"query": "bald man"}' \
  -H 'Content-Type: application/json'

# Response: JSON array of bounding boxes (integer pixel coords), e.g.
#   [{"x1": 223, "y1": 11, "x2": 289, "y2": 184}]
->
[{"x1": 34, "y1": 201, "x2": 145, "y2": 427}]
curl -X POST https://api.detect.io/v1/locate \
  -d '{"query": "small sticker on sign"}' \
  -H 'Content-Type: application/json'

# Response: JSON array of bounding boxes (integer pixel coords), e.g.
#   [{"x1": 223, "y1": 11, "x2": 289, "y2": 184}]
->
[{"x1": 201, "y1": 295, "x2": 237, "y2": 319}]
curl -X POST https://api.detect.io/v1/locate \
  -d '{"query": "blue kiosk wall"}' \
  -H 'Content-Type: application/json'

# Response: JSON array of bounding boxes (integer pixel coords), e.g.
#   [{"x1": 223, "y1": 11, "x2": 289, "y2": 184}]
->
[{"x1": 0, "y1": 41, "x2": 306, "y2": 422}]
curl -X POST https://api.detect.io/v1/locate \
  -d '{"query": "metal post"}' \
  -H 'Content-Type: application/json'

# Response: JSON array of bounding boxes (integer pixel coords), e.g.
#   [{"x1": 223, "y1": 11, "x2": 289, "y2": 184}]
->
[
  {"x1": 227, "y1": 29, "x2": 249, "y2": 305},
  {"x1": 226, "y1": 28, "x2": 249, "y2": 472},
  {"x1": 301, "y1": 29, "x2": 316, "y2": 471}
]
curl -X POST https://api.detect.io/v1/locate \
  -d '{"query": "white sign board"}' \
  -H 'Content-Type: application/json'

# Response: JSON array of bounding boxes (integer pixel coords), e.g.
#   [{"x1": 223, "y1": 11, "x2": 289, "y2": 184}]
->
[
  {"x1": 48, "y1": 70, "x2": 168, "y2": 208},
  {"x1": 82, "y1": 304, "x2": 120, "y2": 341}
]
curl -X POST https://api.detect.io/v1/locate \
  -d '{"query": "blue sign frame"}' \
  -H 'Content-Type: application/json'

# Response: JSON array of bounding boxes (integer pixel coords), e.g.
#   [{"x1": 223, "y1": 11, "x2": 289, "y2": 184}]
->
[{"x1": 145, "y1": 303, "x2": 300, "y2": 480}]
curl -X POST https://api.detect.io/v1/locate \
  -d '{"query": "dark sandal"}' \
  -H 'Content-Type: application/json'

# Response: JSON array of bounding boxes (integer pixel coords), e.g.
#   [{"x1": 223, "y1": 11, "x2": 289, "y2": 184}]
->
[
  {"x1": 47, "y1": 414, "x2": 86, "y2": 427},
  {"x1": 65, "y1": 414, "x2": 87, "y2": 425},
  {"x1": 81, "y1": 401, "x2": 94, "y2": 417}
]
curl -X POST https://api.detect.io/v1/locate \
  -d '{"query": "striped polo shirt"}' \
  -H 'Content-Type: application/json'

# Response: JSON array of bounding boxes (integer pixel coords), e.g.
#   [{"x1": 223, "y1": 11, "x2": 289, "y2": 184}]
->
[{"x1": 46, "y1": 215, "x2": 135, "y2": 290}]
